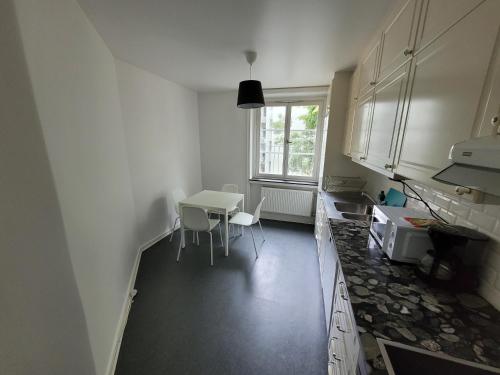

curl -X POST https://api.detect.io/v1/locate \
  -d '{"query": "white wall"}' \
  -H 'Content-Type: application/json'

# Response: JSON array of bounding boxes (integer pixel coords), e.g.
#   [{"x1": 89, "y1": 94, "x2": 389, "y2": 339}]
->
[
  {"x1": 198, "y1": 91, "x2": 249, "y2": 197},
  {"x1": 0, "y1": 1, "x2": 95, "y2": 373},
  {"x1": 323, "y1": 72, "x2": 368, "y2": 179},
  {"x1": 115, "y1": 59, "x2": 202, "y2": 246},
  {"x1": 13, "y1": 1, "x2": 139, "y2": 374},
  {"x1": 197, "y1": 88, "x2": 369, "y2": 217}
]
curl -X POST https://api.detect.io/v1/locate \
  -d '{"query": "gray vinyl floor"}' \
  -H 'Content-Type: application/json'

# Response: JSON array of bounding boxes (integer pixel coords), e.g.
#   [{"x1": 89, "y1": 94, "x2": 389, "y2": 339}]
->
[{"x1": 115, "y1": 219, "x2": 328, "y2": 375}]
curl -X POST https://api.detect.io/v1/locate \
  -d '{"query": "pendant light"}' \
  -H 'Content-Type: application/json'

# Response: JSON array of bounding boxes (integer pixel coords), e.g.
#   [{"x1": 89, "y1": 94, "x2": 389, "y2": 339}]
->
[{"x1": 237, "y1": 51, "x2": 265, "y2": 109}]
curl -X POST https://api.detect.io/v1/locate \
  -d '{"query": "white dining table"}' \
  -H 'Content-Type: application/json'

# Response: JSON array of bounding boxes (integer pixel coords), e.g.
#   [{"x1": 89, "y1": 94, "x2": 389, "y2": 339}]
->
[{"x1": 178, "y1": 190, "x2": 244, "y2": 256}]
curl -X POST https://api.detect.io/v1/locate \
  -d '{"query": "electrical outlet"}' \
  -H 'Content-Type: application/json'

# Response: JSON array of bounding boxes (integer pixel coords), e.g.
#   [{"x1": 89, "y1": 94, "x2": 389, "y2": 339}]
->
[{"x1": 455, "y1": 186, "x2": 484, "y2": 203}]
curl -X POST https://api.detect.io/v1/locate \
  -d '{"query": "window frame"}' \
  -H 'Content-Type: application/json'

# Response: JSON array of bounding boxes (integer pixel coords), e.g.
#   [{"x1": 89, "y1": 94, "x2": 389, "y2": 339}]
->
[{"x1": 252, "y1": 98, "x2": 326, "y2": 183}]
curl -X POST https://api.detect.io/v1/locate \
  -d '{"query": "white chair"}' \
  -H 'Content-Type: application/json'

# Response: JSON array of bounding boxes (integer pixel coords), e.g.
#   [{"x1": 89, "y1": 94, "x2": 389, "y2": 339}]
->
[
  {"x1": 228, "y1": 197, "x2": 266, "y2": 259},
  {"x1": 177, "y1": 206, "x2": 223, "y2": 266},
  {"x1": 170, "y1": 188, "x2": 187, "y2": 242}
]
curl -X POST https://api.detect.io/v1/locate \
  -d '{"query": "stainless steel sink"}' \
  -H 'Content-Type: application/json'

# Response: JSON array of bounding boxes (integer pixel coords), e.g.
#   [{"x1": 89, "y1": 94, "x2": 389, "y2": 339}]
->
[
  {"x1": 334, "y1": 202, "x2": 373, "y2": 215},
  {"x1": 341, "y1": 213, "x2": 372, "y2": 222}
]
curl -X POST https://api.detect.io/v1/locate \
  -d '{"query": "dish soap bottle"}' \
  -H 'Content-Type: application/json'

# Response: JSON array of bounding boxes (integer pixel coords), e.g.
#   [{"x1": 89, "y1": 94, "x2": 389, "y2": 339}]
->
[{"x1": 378, "y1": 190, "x2": 386, "y2": 204}]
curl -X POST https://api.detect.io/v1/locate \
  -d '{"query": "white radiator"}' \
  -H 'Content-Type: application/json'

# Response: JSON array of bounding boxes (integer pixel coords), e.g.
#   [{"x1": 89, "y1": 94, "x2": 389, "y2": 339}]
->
[{"x1": 261, "y1": 187, "x2": 314, "y2": 217}]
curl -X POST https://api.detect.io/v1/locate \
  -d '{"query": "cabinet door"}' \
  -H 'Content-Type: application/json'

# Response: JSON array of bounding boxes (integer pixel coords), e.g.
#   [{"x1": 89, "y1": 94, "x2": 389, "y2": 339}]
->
[
  {"x1": 342, "y1": 68, "x2": 361, "y2": 156},
  {"x1": 415, "y1": 0, "x2": 483, "y2": 52},
  {"x1": 321, "y1": 232, "x2": 336, "y2": 330},
  {"x1": 378, "y1": 0, "x2": 421, "y2": 81},
  {"x1": 396, "y1": 0, "x2": 500, "y2": 180},
  {"x1": 358, "y1": 40, "x2": 380, "y2": 97},
  {"x1": 314, "y1": 195, "x2": 324, "y2": 246},
  {"x1": 366, "y1": 64, "x2": 409, "y2": 173},
  {"x1": 476, "y1": 37, "x2": 500, "y2": 137},
  {"x1": 350, "y1": 93, "x2": 373, "y2": 161}
]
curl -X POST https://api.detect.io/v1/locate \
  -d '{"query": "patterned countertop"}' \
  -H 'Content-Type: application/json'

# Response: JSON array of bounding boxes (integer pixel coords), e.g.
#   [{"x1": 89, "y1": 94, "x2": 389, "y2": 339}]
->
[{"x1": 329, "y1": 219, "x2": 500, "y2": 374}]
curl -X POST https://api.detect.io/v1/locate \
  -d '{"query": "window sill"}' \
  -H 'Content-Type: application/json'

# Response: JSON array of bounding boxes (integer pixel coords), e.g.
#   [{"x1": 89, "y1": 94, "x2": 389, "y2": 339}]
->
[{"x1": 249, "y1": 178, "x2": 319, "y2": 189}]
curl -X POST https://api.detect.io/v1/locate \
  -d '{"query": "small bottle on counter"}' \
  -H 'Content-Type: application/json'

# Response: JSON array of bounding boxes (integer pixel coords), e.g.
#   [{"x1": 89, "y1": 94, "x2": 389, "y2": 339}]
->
[{"x1": 378, "y1": 190, "x2": 386, "y2": 204}]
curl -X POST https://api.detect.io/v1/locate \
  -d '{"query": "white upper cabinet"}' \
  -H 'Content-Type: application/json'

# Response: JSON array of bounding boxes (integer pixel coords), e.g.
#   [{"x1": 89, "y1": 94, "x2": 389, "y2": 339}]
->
[
  {"x1": 365, "y1": 64, "x2": 410, "y2": 174},
  {"x1": 415, "y1": 0, "x2": 483, "y2": 53},
  {"x1": 343, "y1": 0, "x2": 500, "y2": 188},
  {"x1": 396, "y1": 0, "x2": 500, "y2": 180},
  {"x1": 476, "y1": 38, "x2": 500, "y2": 137},
  {"x1": 350, "y1": 92, "x2": 373, "y2": 161},
  {"x1": 378, "y1": 0, "x2": 421, "y2": 82},
  {"x1": 358, "y1": 40, "x2": 380, "y2": 97}
]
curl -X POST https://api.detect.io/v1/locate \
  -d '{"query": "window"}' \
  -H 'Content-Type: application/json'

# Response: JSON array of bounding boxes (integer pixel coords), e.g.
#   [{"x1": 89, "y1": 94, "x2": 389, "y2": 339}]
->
[{"x1": 254, "y1": 100, "x2": 324, "y2": 181}]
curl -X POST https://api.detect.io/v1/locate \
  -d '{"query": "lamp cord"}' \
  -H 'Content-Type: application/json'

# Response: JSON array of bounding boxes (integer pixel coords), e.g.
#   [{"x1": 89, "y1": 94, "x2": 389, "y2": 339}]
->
[{"x1": 389, "y1": 178, "x2": 448, "y2": 223}]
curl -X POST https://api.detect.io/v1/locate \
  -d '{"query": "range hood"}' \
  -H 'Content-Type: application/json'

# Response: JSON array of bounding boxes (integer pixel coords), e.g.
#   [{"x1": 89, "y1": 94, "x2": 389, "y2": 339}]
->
[{"x1": 432, "y1": 134, "x2": 500, "y2": 197}]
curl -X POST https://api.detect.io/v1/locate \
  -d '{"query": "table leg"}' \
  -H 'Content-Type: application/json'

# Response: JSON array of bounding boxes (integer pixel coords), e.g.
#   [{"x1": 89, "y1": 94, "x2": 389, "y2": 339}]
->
[
  {"x1": 225, "y1": 210, "x2": 229, "y2": 256},
  {"x1": 241, "y1": 197, "x2": 245, "y2": 235},
  {"x1": 180, "y1": 204, "x2": 185, "y2": 248}
]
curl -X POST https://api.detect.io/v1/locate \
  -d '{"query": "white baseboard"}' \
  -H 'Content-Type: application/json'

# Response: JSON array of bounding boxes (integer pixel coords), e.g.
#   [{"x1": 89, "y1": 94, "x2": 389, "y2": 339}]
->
[
  {"x1": 106, "y1": 224, "x2": 177, "y2": 375},
  {"x1": 139, "y1": 230, "x2": 170, "y2": 252}
]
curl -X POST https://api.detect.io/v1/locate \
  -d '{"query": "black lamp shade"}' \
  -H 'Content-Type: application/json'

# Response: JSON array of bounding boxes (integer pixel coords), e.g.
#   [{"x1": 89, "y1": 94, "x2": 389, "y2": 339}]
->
[{"x1": 237, "y1": 80, "x2": 265, "y2": 109}]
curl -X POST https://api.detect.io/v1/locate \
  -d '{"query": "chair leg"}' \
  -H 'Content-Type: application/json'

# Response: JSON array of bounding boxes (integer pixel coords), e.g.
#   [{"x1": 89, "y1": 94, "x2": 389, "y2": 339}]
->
[
  {"x1": 218, "y1": 223, "x2": 223, "y2": 247},
  {"x1": 192, "y1": 231, "x2": 195, "y2": 244},
  {"x1": 258, "y1": 220, "x2": 265, "y2": 241},
  {"x1": 170, "y1": 217, "x2": 179, "y2": 242},
  {"x1": 176, "y1": 229, "x2": 183, "y2": 262},
  {"x1": 250, "y1": 226, "x2": 258, "y2": 259},
  {"x1": 196, "y1": 232, "x2": 199, "y2": 246},
  {"x1": 209, "y1": 232, "x2": 214, "y2": 266}
]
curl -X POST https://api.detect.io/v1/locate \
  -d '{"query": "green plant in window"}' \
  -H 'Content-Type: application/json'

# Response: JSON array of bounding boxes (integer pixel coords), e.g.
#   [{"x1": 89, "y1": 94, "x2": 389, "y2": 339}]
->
[{"x1": 288, "y1": 106, "x2": 318, "y2": 176}]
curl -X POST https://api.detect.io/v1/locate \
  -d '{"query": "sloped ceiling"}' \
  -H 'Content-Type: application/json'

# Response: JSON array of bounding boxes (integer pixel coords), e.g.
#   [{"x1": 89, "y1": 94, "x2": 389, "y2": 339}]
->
[{"x1": 77, "y1": 0, "x2": 396, "y2": 91}]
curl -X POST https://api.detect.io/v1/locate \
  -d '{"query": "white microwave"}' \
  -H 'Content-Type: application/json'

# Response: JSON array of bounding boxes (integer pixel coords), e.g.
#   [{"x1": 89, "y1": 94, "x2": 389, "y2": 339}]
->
[{"x1": 370, "y1": 206, "x2": 434, "y2": 263}]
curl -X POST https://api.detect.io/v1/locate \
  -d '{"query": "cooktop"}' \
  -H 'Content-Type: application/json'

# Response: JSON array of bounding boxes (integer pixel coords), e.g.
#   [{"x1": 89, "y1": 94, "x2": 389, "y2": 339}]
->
[{"x1": 378, "y1": 339, "x2": 500, "y2": 375}]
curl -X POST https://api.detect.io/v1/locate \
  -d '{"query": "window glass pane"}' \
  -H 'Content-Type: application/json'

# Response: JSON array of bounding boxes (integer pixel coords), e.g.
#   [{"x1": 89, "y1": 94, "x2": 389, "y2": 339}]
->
[
  {"x1": 259, "y1": 106, "x2": 286, "y2": 175},
  {"x1": 287, "y1": 105, "x2": 319, "y2": 177}
]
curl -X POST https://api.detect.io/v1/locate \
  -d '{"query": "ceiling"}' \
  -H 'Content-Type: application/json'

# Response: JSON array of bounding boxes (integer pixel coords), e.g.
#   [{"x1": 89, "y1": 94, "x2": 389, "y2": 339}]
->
[{"x1": 77, "y1": 0, "x2": 396, "y2": 92}]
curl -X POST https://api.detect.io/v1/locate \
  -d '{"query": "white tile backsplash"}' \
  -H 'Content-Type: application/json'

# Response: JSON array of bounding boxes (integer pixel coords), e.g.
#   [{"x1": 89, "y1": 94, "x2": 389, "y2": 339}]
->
[
  {"x1": 469, "y1": 210, "x2": 497, "y2": 232},
  {"x1": 409, "y1": 182, "x2": 500, "y2": 310},
  {"x1": 433, "y1": 193, "x2": 452, "y2": 211},
  {"x1": 437, "y1": 209, "x2": 456, "y2": 224},
  {"x1": 449, "y1": 200, "x2": 470, "y2": 218}
]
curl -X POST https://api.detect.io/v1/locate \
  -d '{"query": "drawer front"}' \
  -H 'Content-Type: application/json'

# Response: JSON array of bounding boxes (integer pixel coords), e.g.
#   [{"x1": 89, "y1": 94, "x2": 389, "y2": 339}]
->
[{"x1": 328, "y1": 271, "x2": 360, "y2": 375}]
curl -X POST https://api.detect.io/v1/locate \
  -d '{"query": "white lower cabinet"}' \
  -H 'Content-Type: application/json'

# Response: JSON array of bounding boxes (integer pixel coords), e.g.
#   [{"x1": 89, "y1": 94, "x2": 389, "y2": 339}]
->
[
  {"x1": 321, "y1": 231, "x2": 336, "y2": 330},
  {"x1": 316, "y1": 197, "x2": 361, "y2": 374},
  {"x1": 329, "y1": 271, "x2": 360, "y2": 375},
  {"x1": 316, "y1": 194, "x2": 336, "y2": 329}
]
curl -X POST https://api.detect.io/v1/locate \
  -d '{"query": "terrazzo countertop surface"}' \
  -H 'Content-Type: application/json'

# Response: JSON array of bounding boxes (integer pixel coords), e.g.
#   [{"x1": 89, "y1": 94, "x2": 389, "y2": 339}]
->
[{"x1": 329, "y1": 219, "x2": 500, "y2": 374}]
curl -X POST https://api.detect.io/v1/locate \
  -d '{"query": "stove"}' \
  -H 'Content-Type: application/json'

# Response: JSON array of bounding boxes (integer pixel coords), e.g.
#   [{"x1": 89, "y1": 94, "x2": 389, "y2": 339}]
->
[{"x1": 377, "y1": 339, "x2": 500, "y2": 375}]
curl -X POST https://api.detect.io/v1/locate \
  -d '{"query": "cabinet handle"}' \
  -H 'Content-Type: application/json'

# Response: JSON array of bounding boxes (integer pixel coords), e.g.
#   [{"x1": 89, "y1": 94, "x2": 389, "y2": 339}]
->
[
  {"x1": 403, "y1": 48, "x2": 413, "y2": 56},
  {"x1": 384, "y1": 163, "x2": 393, "y2": 169},
  {"x1": 360, "y1": 156, "x2": 366, "y2": 160},
  {"x1": 492, "y1": 116, "x2": 499, "y2": 126},
  {"x1": 339, "y1": 282, "x2": 349, "y2": 301},
  {"x1": 369, "y1": 81, "x2": 376, "y2": 86},
  {"x1": 335, "y1": 310, "x2": 348, "y2": 333}
]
